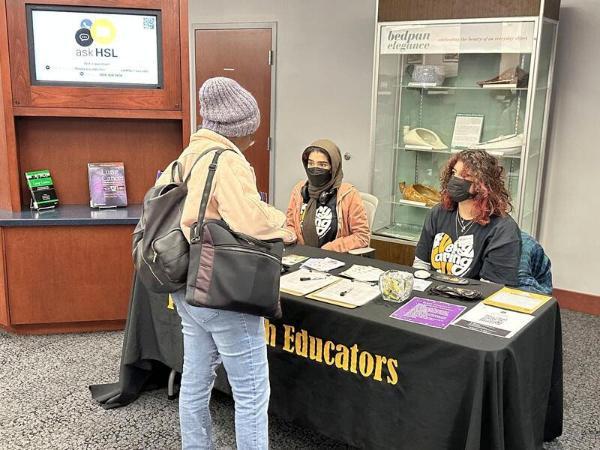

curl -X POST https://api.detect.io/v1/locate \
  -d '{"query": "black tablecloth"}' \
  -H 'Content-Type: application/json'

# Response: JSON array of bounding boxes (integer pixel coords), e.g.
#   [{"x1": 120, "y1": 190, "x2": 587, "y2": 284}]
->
[{"x1": 90, "y1": 246, "x2": 563, "y2": 450}]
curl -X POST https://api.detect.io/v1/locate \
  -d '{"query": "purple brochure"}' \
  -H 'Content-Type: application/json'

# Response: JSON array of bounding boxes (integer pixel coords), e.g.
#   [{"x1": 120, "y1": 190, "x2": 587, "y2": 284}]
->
[
  {"x1": 390, "y1": 297, "x2": 467, "y2": 329},
  {"x1": 88, "y1": 162, "x2": 128, "y2": 208}
]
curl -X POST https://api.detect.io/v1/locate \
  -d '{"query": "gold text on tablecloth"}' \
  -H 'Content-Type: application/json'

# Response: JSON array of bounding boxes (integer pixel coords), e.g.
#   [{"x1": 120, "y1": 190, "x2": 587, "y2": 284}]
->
[{"x1": 264, "y1": 320, "x2": 399, "y2": 385}]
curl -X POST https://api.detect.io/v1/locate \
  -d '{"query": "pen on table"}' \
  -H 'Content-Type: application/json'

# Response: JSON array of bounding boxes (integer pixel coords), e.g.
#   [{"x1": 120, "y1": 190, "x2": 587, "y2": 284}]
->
[
  {"x1": 339, "y1": 287, "x2": 355, "y2": 297},
  {"x1": 339, "y1": 279, "x2": 356, "y2": 297},
  {"x1": 339, "y1": 274, "x2": 378, "y2": 287},
  {"x1": 300, "y1": 276, "x2": 328, "y2": 281}
]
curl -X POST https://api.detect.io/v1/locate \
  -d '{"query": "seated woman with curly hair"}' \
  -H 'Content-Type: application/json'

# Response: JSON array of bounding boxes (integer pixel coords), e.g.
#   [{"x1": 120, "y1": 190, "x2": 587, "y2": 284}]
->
[{"x1": 413, "y1": 149, "x2": 521, "y2": 286}]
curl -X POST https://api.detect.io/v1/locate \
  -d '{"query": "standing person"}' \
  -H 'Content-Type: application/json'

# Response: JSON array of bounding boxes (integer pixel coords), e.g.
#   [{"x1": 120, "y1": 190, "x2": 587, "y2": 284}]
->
[
  {"x1": 285, "y1": 139, "x2": 370, "y2": 252},
  {"x1": 413, "y1": 149, "x2": 521, "y2": 286},
  {"x1": 159, "y1": 77, "x2": 294, "y2": 450}
]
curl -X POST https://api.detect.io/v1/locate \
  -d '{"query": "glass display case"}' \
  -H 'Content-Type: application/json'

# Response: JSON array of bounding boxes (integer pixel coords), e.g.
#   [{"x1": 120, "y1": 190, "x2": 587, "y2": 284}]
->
[{"x1": 371, "y1": 18, "x2": 558, "y2": 243}]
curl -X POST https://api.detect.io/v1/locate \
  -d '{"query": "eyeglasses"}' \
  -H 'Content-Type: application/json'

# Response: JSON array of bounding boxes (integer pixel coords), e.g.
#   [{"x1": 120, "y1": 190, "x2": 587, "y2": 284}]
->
[{"x1": 307, "y1": 160, "x2": 331, "y2": 169}]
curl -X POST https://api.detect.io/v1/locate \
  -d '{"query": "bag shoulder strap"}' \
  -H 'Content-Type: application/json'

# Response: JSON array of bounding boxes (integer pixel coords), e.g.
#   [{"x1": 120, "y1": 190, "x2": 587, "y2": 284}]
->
[
  {"x1": 170, "y1": 160, "x2": 183, "y2": 182},
  {"x1": 183, "y1": 146, "x2": 228, "y2": 184},
  {"x1": 190, "y1": 148, "x2": 235, "y2": 243},
  {"x1": 166, "y1": 146, "x2": 219, "y2": 183}
]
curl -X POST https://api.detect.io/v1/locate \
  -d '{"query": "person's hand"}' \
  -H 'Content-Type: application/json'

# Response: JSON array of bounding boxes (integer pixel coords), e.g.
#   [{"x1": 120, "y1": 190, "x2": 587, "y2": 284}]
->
[
  {"x1": 283, "y1": 230, "x2": 297, "y2": 245},
  {"x1": 321, "y1": 242, "x2": 334, "y2": 251}
]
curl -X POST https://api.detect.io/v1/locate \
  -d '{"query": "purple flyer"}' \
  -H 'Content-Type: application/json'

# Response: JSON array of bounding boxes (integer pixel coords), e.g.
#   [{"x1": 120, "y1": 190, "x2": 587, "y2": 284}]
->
[
  {"x1": 390, "y1": 297, "x2": 467, "y2": 329},
  {"x1": 88, "y1": 162, "x2": 128, "y2": 208}
]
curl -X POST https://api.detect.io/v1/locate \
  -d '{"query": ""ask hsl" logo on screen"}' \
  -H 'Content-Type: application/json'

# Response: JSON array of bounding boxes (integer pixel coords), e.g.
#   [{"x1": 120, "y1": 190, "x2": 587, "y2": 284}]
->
[{"x1": 74, "y1": 18, "x2": 119, "y2": 58}]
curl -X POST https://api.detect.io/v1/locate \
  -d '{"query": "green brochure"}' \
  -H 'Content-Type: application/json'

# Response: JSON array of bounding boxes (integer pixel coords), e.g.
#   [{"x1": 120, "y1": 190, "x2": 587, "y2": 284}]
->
[{"x1": 25, "y1": 169, "x2": 59, "y2": 210}]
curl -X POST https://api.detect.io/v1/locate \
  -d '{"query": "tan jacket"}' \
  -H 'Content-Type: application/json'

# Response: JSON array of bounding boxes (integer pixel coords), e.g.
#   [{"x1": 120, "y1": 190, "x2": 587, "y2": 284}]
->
[
  {"x1": 286, "y1": 181, "x2": 371, "y2": 252},
  {"x1": 156, "y1": 129, "x2": 295, "y2": 243}
]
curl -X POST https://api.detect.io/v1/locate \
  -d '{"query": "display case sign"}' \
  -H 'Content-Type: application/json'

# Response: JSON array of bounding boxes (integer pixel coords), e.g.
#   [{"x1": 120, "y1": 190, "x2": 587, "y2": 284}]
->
[
  {"x1": 451, "y1": 114, "x2": 484, "y2": 149},
  {"x1": 27, "y1": 6, "x2": 162, "y2": 87},
  {"x1": 381, "y1": 22, "x2": 535, "y2": 55}
]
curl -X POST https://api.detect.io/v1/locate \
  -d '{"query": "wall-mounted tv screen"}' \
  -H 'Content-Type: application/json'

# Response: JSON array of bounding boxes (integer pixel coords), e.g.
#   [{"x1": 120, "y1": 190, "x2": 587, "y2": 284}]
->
[{"x1": 26, "y1": 5, "x2": 162, "y2": 88}]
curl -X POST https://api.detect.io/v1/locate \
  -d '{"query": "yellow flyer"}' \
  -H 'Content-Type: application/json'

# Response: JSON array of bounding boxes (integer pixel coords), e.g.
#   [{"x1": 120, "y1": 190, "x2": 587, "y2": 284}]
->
[{"x1": 483, "y1": 287, "x2": 552, "y2": 314}]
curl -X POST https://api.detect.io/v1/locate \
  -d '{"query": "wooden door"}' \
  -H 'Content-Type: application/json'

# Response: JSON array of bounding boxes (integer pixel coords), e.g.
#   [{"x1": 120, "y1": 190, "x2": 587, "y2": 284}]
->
[{"x1": 194, "y1": 28, "x2": 272, "y2": 200}]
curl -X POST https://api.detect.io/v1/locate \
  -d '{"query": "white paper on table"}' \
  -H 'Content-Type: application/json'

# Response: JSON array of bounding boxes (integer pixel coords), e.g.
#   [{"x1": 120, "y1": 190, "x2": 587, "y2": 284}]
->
[
  {"x1": 339, "y1": 265, "x2": 384, "y2": 283},
  {"x1": 281, "y1": 254, "x2": 309, "y2": 266},
  {"x1": 280, "y1": 269, "x2": 340, "y2": 297},
  {"x1": 301, "y1": 257, "x2": 345, "y2": 272},
  {"x1": 412, "y1": 279, "x2": 433, "y2": 292},
  {"x1": 451, "y1": 303, "x2": 534, "y2": 338},
  {"x1": 308, "y1": 279, "x2": 380, "y2": 308}
]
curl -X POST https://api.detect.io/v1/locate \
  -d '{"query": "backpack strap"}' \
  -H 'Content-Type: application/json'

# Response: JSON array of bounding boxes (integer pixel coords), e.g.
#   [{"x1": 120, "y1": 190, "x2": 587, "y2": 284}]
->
[
  {"x1": 190, "y1": 148, "x2": 234, "y2": 243},
  {"x1": 165, "y1": 146, "x2": 225, "y2": 183},
  {"x1": 183, "y1": 147, "x2": 228, "y2": 184},
  {"x1": 170, "y1": 161, "x2": 183, "y2": 182}
]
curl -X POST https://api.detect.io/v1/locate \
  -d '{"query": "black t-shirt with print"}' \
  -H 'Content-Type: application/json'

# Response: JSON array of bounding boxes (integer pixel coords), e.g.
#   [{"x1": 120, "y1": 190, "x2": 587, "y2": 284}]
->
[
  {"x1": 300, "y1": 192, "x2": 338, "y2": 248},
  {"x1": 415, "y1": 205, "x2": 521, "y2": 286}
]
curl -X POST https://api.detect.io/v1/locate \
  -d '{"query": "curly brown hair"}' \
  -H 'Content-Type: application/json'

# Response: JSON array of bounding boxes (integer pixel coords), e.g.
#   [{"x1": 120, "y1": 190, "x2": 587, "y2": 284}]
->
[{"x1": 440, "y1": 150, "x2": 512, "y2": 225}]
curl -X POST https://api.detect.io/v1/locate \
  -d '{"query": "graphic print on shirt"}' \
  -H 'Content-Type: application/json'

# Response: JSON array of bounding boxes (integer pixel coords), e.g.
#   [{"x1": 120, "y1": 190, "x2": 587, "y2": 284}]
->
[
  {"x1": 315, "y1": 206, "x2": 333, "y2": 237},
  {"x1": 431, "y1": 233, "x2": 475, "y2": 276}
]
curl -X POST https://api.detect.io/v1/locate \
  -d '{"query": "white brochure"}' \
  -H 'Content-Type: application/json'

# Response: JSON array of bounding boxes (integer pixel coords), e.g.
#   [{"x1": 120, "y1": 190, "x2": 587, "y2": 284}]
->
[
  {"x1": 280, "y1": 269, "x2": 340, "y2": 297},
  {"x1": 412, "y1": 279, "x2": 433, "y2": 292},
  {"x1": 308, "y1": 279, "x2": 381, "y2": 309},
  {"x1": 301, "y1": 257, "x2": 345, "y2": 272},
  {"x1": 339, "y1": 265, "x2": 384, "y2": 283},
  {"x1": 452, "y1": 303, "x2": 534, "y2": 338}
]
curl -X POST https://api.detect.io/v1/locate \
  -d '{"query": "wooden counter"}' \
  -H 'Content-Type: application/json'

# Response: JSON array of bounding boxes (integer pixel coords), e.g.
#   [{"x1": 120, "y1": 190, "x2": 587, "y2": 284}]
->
[{"x1": 0, "y1": 205, "x2": 140, "y2": 334}]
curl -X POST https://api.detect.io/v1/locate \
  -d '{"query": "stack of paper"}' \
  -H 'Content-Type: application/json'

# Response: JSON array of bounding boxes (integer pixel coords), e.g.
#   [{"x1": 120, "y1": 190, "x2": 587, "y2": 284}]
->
[
  {"x1": 483, "y1": 287, "x2": 552, "y2": 314},
  {"x1": 307, "y1": 279, "x2": 380, "y2": 308},
  {"x1": 282, "y1": 254, "x2": 309, "y2": 267},
  {"x1": 301, "y1": 258, "x2": 345, "y2": 272},
  {"x1": 280, "y1": 269, "x2": 340, "y2": 297},
  {"x1": 339, "y1": 265, "x2": 384, "y2": 283}
]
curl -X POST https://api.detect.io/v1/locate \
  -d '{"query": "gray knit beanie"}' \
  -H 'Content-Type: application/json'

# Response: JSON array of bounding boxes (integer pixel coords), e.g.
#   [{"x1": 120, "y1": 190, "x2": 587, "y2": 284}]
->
[{"x1": 198, "y1": 77, "x2": 261, "y2": 138}]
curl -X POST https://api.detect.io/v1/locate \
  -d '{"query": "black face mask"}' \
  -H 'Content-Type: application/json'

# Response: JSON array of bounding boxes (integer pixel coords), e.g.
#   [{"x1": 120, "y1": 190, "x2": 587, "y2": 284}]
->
[
  {"x1": 306, "y1": 167, "x2": 332, "y2": 188},
  {"x1": 447, "y1": 176, "x2": 474, "y2": 203}
]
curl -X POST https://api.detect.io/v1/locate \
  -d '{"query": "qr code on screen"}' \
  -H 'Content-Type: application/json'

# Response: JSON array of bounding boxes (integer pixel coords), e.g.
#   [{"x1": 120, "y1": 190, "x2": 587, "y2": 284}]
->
[{"x1": 143, "y1": 17, "x2": 155, "y2": 29}]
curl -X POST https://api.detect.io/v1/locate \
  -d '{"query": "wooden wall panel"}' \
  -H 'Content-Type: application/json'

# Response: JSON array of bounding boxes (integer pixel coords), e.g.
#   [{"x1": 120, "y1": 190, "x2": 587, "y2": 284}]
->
[
  {"x1": 553, "y1": 289, "x2": 600, "y2": 316},
  {"x1": 371, "y1": 238, "x2": 416, "y2": 266},
  {"x1": 378, "y1": 0, "x2": 541, "y2": 22},
  {"x1": 7, "y1": 0, "x2": 182, "y2": 111},
  {"x1": 5, "y1": 320, "x2": 125, "y2": 334},
  {"x1": 16, "y1": 116, "x2": 182, "y2": 207},
  {"x1": 0, "y1": 0, "x2": 188, "y2": 334},
  {"x1": 0, "y1": 228, "x2": 10, "y2": 326},
  {"x1": 0, "y1": 46, "x2": 13, "y2": 210},
  {"x1": 0, "y1": 0, "x2": 21, "y2": 210},
  {"x1": 4, "y1": 225, "x2": 134, "y2": 324},
  {"x1": 179, "y1": 0, "x2": 191, "y2": 145}
]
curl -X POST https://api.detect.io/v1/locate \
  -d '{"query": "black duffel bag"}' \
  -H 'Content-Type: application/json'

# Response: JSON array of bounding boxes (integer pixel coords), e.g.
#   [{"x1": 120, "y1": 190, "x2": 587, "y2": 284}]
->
[{"x1": 185, "y1": 149, "x2": 283, "y2": 319}]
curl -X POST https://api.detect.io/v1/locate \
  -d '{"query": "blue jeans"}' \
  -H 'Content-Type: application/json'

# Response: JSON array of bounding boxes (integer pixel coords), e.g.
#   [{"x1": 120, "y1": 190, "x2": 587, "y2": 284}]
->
[{"x1": 172, "y1": 291, "x2": 270, "y2": 450}]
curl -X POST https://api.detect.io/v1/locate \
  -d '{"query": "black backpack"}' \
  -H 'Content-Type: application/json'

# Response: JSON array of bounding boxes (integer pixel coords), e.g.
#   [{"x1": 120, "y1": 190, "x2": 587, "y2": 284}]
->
[{"x1": 132, "y1": 147, "x2": 227, "y2": 293}]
